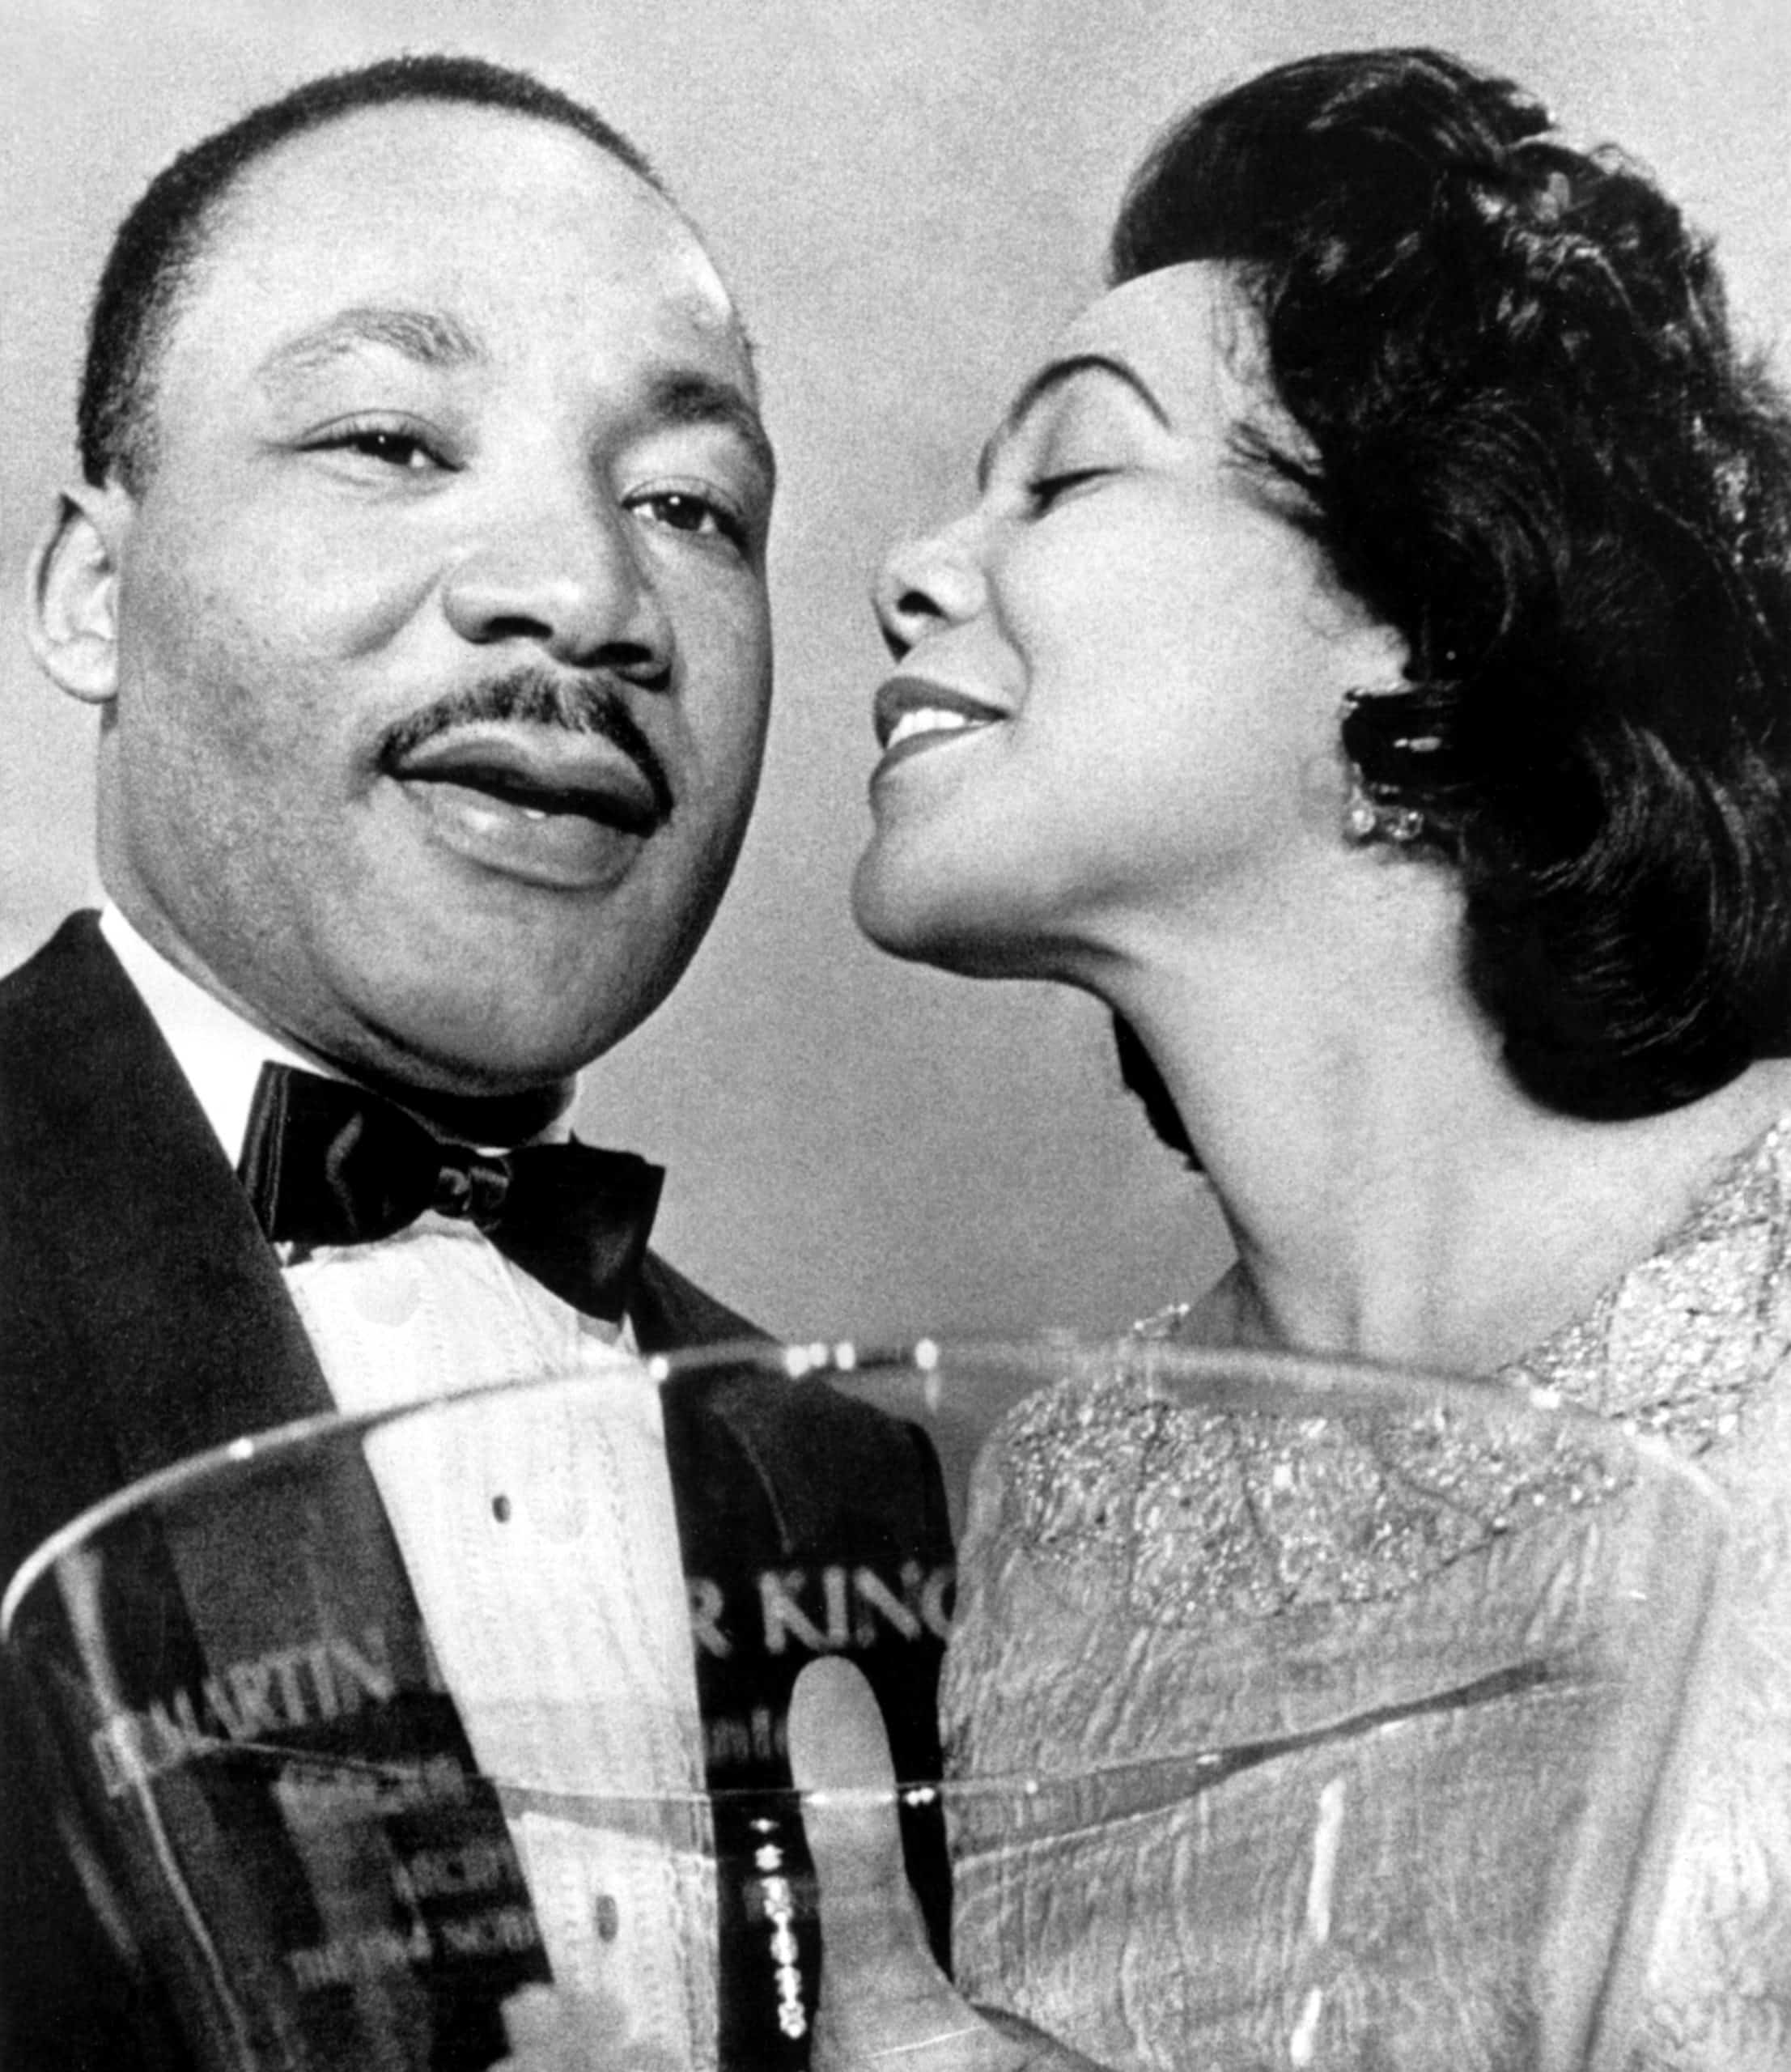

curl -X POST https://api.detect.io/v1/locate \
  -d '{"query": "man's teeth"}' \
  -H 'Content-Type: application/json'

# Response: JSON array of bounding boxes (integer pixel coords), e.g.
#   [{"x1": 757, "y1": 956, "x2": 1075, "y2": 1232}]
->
[{"x1": 885, "y1": 707, "x2": 984, "y2": 753}]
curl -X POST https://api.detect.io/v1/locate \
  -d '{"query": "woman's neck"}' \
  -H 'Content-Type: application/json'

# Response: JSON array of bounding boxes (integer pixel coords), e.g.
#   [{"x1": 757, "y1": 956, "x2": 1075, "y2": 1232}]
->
[{"x1": 1107, "y1": 921, "x2": 1791, "y2": 1376}]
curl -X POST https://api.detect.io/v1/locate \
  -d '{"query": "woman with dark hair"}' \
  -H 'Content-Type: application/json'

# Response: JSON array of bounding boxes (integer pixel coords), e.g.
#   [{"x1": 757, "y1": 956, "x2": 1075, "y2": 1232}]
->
[{"x1": 855, "y1": 47, "x2": 1791, "y2": 2070}]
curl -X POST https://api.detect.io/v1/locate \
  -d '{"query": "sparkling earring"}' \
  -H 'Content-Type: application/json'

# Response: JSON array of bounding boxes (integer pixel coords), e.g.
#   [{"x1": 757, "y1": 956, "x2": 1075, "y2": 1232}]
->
[
  {"x1": 1342, "y1": 777, "x2": 1428, "y2": 847},
  {"x1": 1340, "y1": 689, "x2": 1438, "y2": 847}
]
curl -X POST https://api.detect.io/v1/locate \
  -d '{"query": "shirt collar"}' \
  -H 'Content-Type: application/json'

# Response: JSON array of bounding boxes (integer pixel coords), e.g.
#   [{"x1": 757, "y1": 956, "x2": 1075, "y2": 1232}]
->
[{"x1": 100, "y1": 904, "x2": 336, "y2": 1166}]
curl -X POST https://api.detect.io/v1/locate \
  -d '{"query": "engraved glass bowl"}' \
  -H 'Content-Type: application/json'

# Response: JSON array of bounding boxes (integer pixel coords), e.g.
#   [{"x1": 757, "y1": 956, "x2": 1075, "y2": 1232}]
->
[{"x1": 2, "y1": 1340, "x2": 1728, "y2": 2071}]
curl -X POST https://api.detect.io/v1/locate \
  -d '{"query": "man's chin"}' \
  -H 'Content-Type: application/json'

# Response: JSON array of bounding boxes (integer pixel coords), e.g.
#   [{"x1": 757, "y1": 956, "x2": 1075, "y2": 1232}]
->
[
  {"x1": 346, "y1": 1015, "x2": 604, "y2": 1098},
  {"x1": 351, "y1": 964, "x2": 692, "y2": 1105},
  {"x1": 281, "y1": 982, "x2": 588, "y2": 1105}
]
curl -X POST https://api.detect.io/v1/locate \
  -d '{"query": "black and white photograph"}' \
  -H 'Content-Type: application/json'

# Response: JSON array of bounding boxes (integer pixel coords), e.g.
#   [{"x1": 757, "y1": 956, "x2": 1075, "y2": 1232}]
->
[{"x1": 2, "y1": 3, "x2": 1787, "y2": 2066}]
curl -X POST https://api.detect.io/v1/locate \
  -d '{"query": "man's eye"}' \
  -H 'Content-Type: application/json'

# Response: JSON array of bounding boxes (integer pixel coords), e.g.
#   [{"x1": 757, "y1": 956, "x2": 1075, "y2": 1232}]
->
[
  {"x1": 313, "y1": 423, "x2": 445, "y2": 472},
  {"x1": 631, "y1": 489, "x2": 746, "y2": 549}
]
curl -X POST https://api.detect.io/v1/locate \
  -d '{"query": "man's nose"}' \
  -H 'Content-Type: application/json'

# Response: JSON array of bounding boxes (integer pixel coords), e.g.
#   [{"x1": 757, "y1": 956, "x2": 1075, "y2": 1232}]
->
[
  {"x1": 442, "y1": 494, "x2": 673, "y2": 681},
  {"x1": 873, "y1": 516, "x2": 987, "y2": 661}
]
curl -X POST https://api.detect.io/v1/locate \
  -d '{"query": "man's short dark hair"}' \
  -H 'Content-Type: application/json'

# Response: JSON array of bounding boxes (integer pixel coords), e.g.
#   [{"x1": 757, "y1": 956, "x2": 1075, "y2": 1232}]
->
[
  {"x1": 1110, "y1": 46, "x2": 1791, "y2": 1132},
  {"x1": 79, "y1": 53, "x2": 664, "y2": 493}
]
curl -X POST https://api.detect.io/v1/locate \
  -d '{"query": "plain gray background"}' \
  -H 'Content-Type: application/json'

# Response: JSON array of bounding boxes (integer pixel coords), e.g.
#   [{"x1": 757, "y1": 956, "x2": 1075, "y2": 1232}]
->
[{"x1": 4, "y1": 0, "x2": 1788, "y2": 1341}]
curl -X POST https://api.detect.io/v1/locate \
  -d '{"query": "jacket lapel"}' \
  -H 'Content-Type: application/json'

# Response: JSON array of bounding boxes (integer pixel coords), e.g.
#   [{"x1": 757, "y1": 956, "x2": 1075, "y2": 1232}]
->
[
  {"x1": 1, "y1": 912, "x2": 335, "y2": 1492},
  {"x1": 1, "y1": 919, "x2": 533, "y2": 2065}
]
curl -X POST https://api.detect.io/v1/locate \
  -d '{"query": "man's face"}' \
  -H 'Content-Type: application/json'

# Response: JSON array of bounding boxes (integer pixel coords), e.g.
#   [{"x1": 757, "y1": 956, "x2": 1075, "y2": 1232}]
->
[{"x1": 92, "y1": 102, "x2": 773, "y2": 1093}]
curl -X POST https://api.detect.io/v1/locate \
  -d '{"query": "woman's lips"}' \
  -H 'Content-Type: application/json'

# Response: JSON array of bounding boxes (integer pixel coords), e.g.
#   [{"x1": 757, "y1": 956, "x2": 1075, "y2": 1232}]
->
[
  {"x1": 388, "y1": 729, "x2": 668, "y2": 889},
  {"x1": 871, "y1": 676, "x2": 1008, "y2": 779}
]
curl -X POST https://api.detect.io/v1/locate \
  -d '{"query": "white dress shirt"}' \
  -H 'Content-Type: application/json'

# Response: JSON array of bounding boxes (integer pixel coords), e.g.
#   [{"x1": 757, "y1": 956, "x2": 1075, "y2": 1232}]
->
[{"x1": 99, "y1": 907, "x2": 715, "y2": 2063}]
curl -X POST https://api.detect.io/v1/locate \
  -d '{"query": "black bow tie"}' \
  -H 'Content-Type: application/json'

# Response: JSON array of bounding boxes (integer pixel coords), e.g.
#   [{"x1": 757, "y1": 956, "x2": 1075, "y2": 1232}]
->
[{"x1": 238, "y1": 1063, "x2": 664, "y2": 1324}]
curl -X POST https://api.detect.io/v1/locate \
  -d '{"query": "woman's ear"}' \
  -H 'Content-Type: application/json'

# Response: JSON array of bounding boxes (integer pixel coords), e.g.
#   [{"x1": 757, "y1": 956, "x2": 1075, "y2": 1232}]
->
[{"x1": 27, "y1": 482, "x2": 132, "y2": 707}]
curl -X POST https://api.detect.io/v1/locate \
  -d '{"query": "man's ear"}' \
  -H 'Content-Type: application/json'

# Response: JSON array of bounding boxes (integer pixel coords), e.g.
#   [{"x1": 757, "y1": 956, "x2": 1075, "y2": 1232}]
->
[{"x1": 27, "y1": 482, "x2": 133, "y2": 707}]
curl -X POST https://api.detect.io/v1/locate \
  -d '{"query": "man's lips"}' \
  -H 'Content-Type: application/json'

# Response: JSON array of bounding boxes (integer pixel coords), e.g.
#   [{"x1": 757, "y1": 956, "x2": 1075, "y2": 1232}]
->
[
  {"x1": 872, "y1": 676, "x2": 1008, "y2": 774},
  {"x1": 385, "y1": 727, "x2": 668, "y2": 888},
  {"x1": 391, "y1": 728, "x2": 667, "y2": 830}
]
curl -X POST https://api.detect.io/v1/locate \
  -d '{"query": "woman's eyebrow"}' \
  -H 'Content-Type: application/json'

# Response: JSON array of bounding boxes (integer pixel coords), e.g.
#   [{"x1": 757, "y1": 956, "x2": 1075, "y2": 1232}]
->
[{"x1": 977, "y1": 352, "x2": 1169, "y2": 489}]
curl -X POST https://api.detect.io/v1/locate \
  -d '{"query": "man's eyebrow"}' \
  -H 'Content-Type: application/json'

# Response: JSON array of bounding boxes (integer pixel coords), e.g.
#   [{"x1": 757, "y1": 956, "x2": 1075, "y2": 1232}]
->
[
  {"x1": 258, "y1": 305, "x2": 487, "y2": 386},
  {"x1": 976, "y1": 352, "x2": 1169, "y2": 489},
  {"x1": 647, "y1": 370, "x2": 777, "y2": 493}
]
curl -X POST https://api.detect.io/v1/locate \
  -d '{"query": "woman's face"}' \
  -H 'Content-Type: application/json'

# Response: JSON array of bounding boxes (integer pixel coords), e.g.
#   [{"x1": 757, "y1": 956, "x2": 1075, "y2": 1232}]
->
[{"x1": 853, "y1": 261, "x2": 1404, "y2": 983}]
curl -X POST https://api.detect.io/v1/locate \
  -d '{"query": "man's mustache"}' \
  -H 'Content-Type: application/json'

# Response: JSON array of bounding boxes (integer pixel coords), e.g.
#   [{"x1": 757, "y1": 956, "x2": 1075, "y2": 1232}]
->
[{"x1": 380, "y1": 669, "x2": 674, "y2": 819}]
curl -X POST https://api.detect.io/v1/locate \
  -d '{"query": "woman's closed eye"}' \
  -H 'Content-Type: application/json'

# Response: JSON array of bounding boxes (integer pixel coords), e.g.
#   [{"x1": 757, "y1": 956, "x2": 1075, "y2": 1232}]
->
[{"x1": 1025, "y1": 466, "x2": 1114, "y2": 514}]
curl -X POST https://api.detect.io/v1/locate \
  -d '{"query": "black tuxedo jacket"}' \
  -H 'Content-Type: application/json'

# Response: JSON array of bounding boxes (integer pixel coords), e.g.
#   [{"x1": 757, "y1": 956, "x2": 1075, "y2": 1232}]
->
[{"x1": 0, "y1": 915, "x2": 950, "y2": 2071}]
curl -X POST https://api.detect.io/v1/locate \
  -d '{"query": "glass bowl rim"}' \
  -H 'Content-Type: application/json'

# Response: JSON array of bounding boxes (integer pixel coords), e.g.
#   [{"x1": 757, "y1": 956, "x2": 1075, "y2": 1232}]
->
[{"x1": 0, "y1": 1332, "x2": 1699, "y2": 1638}]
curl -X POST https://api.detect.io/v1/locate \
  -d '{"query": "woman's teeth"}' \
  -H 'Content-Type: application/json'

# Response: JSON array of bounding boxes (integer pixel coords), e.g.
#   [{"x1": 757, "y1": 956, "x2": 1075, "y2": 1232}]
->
[{"x1": 885, "y1": 707, "x2": 983, "y2": 752}]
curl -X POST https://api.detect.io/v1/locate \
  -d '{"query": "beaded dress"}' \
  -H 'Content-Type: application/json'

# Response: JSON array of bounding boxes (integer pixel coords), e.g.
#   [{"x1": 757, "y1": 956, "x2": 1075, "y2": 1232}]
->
[{"x1": 941, "y1": 1116, "x2": 1791, "y2": 2071}]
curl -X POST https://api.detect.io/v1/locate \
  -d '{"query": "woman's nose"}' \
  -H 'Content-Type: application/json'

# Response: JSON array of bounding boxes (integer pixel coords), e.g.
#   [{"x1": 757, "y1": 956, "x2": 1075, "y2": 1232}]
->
[
  {"x1": 873, "y1": 516, "x2": 987, "y2": 660},
  {"x1": 442, "y1": 498, "x2": 673, "y2": 682}
]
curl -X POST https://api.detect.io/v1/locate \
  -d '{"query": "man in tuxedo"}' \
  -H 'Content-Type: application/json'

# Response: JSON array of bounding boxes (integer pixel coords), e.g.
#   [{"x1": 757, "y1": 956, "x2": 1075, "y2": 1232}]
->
[{"x1": 0, "y1": 55, "x2": 948, "y2": 2070}]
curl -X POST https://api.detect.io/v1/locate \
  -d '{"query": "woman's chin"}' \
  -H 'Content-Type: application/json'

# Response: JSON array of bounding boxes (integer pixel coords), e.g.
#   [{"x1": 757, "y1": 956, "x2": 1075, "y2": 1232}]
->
[
  {"x1": 852, "y1": 891, "x2": 956, "y2": 968},
  {"x1": 851, "y1": 864, "x2": 1042, "y2": 979},
  {"x1": 852, "y1": 849, "x2": 950, "y2": 953}
]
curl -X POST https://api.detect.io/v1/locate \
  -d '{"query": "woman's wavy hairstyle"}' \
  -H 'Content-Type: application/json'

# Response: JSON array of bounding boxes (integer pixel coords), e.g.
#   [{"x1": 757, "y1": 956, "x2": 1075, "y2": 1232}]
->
[{"x1": 1111, "y1": 47, "x2": 1791, "y2": 1134}]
